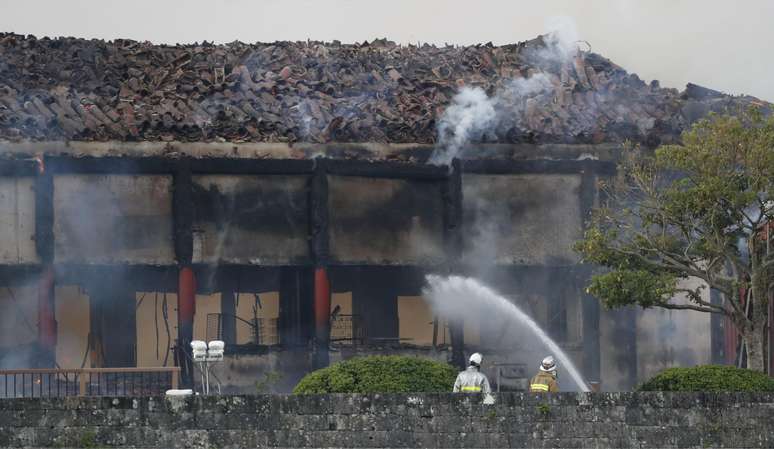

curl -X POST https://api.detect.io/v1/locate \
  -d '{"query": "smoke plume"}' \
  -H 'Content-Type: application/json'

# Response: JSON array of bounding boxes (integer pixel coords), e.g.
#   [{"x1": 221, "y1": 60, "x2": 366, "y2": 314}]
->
[
  {"x1": 429, "y1": 17, "x2": 580, "y2": 165},
  {"x1": 430, "y1": 87, "x2": 497, "y2": 165}
]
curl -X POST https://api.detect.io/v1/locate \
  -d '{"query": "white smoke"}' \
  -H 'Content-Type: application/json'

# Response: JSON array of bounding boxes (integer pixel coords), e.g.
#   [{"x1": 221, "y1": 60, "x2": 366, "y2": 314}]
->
[
  {"x1": 424, "y1": 275, "x2": 590, "y2": 392},
  {"x1": 430, "y1": 87, "x2": 496, "y2": 165},
  {"x1": 429, "y1": 17, "x2": 581, "y2": 165},
  {"x1": 541, "y1": 16, "x2": 581, "y2": 62}
]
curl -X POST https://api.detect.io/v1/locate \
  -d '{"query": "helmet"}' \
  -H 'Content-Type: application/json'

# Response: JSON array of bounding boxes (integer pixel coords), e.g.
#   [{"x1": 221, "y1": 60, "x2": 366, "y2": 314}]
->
[
  {"x1": 469, "y1": 353, "x2": 483, "y2": 366},
  {"x1": 540, "y1": 356, "x2": 556, "y2": 373}
]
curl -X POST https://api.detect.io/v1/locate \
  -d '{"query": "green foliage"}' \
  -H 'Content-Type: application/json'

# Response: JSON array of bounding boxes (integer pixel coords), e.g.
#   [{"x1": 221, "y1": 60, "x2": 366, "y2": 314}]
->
[
  {"x1": 638, "y1": 365, "x2": 774, "y2": 392},
  {"x1": 536, "y1": 403, "x2": 551, "y2": 418},
  {"x1": 575, "y1": 110, "x2": 774, "y2": 314},
  {"x1": 292, "y1": 355, "x2": 457, "y2": 394},
  {"x1": 79, "y1": 430, "x2": 97, "y2": 448},
  {"x1": 255, "y1": 371, "x2": 283, "y2": 393},
  {"x1": 575, "y1": 110, "x2": 774, "y2": 370}
]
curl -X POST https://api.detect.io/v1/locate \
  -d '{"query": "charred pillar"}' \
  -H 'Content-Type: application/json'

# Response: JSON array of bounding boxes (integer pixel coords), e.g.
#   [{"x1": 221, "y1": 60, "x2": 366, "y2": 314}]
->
[
  {"x1": 220, "y1": 290, "x2": 237, "y2": 345},
  {"x1": 309, "y1": 159, "x2": 330, "y2": 369},
  {"x1": 546, "y1": 269, "x2": 568, "y2": 344},
  {"x1": 710, "y1": 289, "x2": 725, "y2": 365},
  {"x1": 579, "y1": 267, "x2": 601, "y2": 383},
  {"x1": 443, "y1": 159, "x2": 465, "y2": 369},
  {"x1": 579, "y1": 163, "x2": 602, "y2": 384},
  {"x1": 36, "y1": 267, "x2": 56, "y2": 368},
  {"x1": 173, "y1": 160, "x2": 195, "y2": 386},
  {"x1": 351, "y1": 268, "x2": 400, "y2": 343},
  {"x1": 34, "y1": 156, "x2": 56, "y2": 368},
  {"x1": 279, "y1": 267, "x2": 313, "y2": 347},
  {"x1": 177, "y1": 267, "x2": 196, "y2": 374},
  {"x1": 87, "y1": 276, "x2": 136, "y2": 367}
]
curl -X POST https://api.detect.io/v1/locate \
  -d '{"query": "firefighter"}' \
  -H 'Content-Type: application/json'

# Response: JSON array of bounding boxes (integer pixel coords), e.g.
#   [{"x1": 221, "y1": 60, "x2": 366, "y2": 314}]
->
[
  {"x1": 453, "y1": 352, "x2": 491, "y2": 394},
  {"x1": 529, "y1": 355, "x2": 559, "y2": 392}
]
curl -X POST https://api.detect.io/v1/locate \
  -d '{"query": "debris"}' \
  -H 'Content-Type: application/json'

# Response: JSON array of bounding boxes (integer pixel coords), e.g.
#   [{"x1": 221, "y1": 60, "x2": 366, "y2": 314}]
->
[{"x1": 0, "y1": 33, "x2": 766, "y2": 145}]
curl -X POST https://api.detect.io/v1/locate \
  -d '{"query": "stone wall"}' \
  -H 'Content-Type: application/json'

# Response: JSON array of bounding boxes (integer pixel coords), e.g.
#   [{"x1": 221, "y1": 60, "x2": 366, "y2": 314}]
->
[{"x1": 1, "y1": 393, "x2": 773, "y2": 448}]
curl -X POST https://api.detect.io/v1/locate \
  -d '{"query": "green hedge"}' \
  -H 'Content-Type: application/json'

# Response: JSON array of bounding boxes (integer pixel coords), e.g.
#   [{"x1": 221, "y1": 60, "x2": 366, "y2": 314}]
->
[
  {"x1": 638, "y1": 365, "x2": 774, "y2": 392},
  {"x1": 293, "y1": 355, "x2": 458, "y2": 394}
]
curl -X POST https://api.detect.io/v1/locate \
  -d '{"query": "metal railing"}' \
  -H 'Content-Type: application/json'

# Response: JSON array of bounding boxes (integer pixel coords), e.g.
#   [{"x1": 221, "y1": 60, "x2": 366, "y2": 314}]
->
[
  {"x1": 331, "y1": 314, "x2": 367, "y2": 344},
  {"x1": 0, "y1": 367, "x2": 180, "y2": 398},
  {"x1": 206, "y1": 313, "x2": 279, "y2": 346}
]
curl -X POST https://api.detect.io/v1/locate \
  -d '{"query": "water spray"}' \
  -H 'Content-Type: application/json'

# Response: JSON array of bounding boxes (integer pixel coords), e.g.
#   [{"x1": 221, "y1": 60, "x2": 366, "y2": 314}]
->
[{"x1": 423, "y1": 275, "x2": 590, "y2": 392}]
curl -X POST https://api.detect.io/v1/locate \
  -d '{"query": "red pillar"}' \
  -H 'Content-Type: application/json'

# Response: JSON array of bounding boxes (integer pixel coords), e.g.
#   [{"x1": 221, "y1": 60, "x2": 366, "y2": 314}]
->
[
  {"x1": 769, "y1": 295, "x2": 773, "y2": 376},
  {"x1": 178, "y1": 266, "x2": 196, "y2": 330},
  {"x1": 37, "y1": 266, "x2": 57, "y2": 367},
  {"x1": 313, "y1": 267, "x2": 331, "y2": 368},
  {"x1": 177, "y1": 266, "x2": 196, "y2": 386}
]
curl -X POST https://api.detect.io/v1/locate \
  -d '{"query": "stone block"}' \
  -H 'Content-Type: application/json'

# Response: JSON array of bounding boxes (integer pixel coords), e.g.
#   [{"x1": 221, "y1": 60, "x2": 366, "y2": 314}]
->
[
  {"x1": 633, "y1": 425, "x2": 676, "y2": 448},
  {"x1": 484, "y1": 431, "x2": 510, "y2": 449},
  {"x1": 507, "y1": 431, "x2": 532, "y2": 448},
  {"x1": 413, "y1": 431, "x2": 438, "y2": 448}
]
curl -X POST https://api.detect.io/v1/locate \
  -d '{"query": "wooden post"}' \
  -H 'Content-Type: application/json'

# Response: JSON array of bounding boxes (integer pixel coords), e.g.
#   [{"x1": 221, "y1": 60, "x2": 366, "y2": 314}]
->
[
  {"x1": 220, "y1": 290, "x2": 237, "y2": 345},
  {"x1": 443, "y1": 159, "x2": 466, "y2": 369},
  {"x1": 177, "y1": 266, "x2": 196, "y2": 386},
  {"x1": 579, "y1": 165, "x2": 602, "y2": 383},
  {"x1": 78, "y1": 371, "x2": 87, "y2": 396},
  {"x1": 37, "y1": 266, "x2": 57, "y2": 368},
  {"x1": 173, "y1": 160, "x2": 195, "y2": 387},
  {"x1": 35, "y1": 157, "x2": 57, "y2": 368},
  {"x1": 310, "y1": 159, "x2": 330, "y2": 369}
]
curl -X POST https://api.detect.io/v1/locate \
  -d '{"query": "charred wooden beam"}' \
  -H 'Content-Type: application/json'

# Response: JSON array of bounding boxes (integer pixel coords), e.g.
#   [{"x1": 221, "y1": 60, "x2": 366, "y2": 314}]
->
[
  {"x1": 173, "y1": 160, "x2": 194, "y2": 265},
  {"x1": 188, "y1": 158, "x2": 314, "y2": 174},
  {"x1": 0, "y1": 265, "x2": 42, "y2": 284},
  {"x1": 220, "y1": 290, "x2": 237, "y2": 345},
  {"x1": 193, "y1": 265, "x2": 280, "y2": 294},
  {"x1": 462, "y1": 159, "x2": 615, "y2": 175},
  {"x1": 328, "y1": 266, "x2": 428, "y2": 294},
  {"x1": 309, "y1": 159, "x2": 329, "y2": 265},
  {"x1": 442, "y1": 158, "x2": 463, "y2": 265},
  {"x1": 44, "y1": 156, "x2": 174, "y2": 174},
  {"x1": 326, "y1": 159, "x2": 448, "y2": 180},
  {"x1": 441, "y1": 159, "x2": 466, "y2": 369},
  {"x1": 308, "y1": 159, "x2": 330, "y2": 368},
  {"x1": 0, "y1": 159, "x2": 38, "y2": 176},
  {"x1": 53, "y1": 264, "x2": 178, "y2": 291},
  {"x1": 34, "y1": 166, "x2": 54, "y2": 264}
]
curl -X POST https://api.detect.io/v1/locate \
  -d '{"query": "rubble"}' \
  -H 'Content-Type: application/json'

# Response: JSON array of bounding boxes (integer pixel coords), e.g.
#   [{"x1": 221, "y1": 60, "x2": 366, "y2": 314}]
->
[{"x1": 0, "y1": 33, "x2": 767, "y2": 146}]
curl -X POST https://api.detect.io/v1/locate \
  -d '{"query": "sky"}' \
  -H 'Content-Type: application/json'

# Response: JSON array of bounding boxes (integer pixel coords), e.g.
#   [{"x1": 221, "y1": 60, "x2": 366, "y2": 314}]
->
[{"x1": 1, "y1": 0, "x2": 772, "y2": 101}]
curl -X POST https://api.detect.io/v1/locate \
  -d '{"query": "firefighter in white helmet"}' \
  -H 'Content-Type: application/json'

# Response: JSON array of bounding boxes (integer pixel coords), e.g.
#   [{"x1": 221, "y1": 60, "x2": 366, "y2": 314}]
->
[
  {"x1": 529, "y1": 355, "x2": 559, "y2": 392},
  {"x1": 453, "y1": 352, "x2": 491, "y2": 394}
]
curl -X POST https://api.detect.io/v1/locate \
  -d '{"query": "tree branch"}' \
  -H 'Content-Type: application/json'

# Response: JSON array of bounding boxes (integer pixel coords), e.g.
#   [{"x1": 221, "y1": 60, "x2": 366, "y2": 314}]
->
[{"x1": 656, "y1": 302, "x2": 725, "y2": 314}]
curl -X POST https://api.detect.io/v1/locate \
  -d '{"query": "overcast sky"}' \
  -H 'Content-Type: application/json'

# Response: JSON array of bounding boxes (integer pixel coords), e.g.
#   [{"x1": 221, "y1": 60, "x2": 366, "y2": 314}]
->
[{"x1": 1, "y1": 0, "x2": 772, "y2": 101}]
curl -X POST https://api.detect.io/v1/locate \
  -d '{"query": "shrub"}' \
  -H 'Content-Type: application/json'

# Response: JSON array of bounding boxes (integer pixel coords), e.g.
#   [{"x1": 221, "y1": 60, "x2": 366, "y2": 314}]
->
[
  {"x1": 638, "y1": 365, "x2": 774, "y2": 392},
  {"x1": 293, "y1": 355, "x2": 457, "y2": 394}
]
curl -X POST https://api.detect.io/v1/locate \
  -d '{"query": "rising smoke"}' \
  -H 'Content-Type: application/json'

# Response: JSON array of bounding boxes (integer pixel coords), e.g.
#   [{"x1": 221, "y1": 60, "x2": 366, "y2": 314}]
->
[
  {"x1": 426, "y1": 17, "x2": 713, "y2": 389},
  {"x1": 429, "y1": 17, "x2": 579, "y2": 165}
]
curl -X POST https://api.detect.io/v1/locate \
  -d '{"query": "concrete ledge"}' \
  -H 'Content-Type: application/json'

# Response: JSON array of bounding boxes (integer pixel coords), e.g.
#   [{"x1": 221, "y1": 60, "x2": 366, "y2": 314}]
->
[{"x1": 0, "y1": 141, "x2": 622, "y2": 162}]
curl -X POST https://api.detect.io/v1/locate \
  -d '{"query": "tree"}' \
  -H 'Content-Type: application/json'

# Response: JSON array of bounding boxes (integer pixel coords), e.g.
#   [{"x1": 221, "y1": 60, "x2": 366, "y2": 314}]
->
[{"x1": 575, "y1": 110, "x2": 774, "y2": 371}]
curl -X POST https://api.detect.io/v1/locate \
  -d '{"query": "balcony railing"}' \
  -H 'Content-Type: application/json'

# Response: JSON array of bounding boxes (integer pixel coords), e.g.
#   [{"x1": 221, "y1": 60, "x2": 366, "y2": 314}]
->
[
  {"x1": 206, "y1": 313, "x2": 279, "y2": 346},
  {"x1": 330, "y1": 314, "x2": 367, "y2": 345},
  {"x1": 0, "y1": 367, "x2": 180, "y2": 398}
]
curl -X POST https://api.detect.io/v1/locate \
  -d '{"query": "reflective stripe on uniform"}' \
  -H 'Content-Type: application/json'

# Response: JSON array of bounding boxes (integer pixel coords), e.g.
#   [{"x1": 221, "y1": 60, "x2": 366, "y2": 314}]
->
[
  {"x1": 461, "y1": 386, "x2": 482, "y2": 392},
  {"x1": 530, "y1": 383, "x2": 549, "y2": 392}
]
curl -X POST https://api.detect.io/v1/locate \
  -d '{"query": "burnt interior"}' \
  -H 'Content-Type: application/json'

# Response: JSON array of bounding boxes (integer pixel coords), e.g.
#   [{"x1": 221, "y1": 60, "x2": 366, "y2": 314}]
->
[{"x1": 0, "y1": 153, "x2": 655, "y2": 391}]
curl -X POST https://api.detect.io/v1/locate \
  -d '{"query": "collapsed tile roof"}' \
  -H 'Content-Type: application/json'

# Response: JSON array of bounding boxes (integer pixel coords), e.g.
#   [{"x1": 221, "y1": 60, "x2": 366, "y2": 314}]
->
[{"x1": 0, "y1": 32, "x2": 767, "y2": 146}]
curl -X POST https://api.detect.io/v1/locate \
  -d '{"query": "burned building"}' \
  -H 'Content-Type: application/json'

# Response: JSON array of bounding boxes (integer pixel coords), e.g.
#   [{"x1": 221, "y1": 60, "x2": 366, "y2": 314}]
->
[{"x1": 0, "y1": 32, "x2": 766, "y2": 392}]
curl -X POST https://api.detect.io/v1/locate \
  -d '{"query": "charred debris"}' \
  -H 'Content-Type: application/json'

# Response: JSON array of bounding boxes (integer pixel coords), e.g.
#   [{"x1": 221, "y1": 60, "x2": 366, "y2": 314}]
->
[{"x1": 0, "y1": 33, "x2": 767, "y2": 147}]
